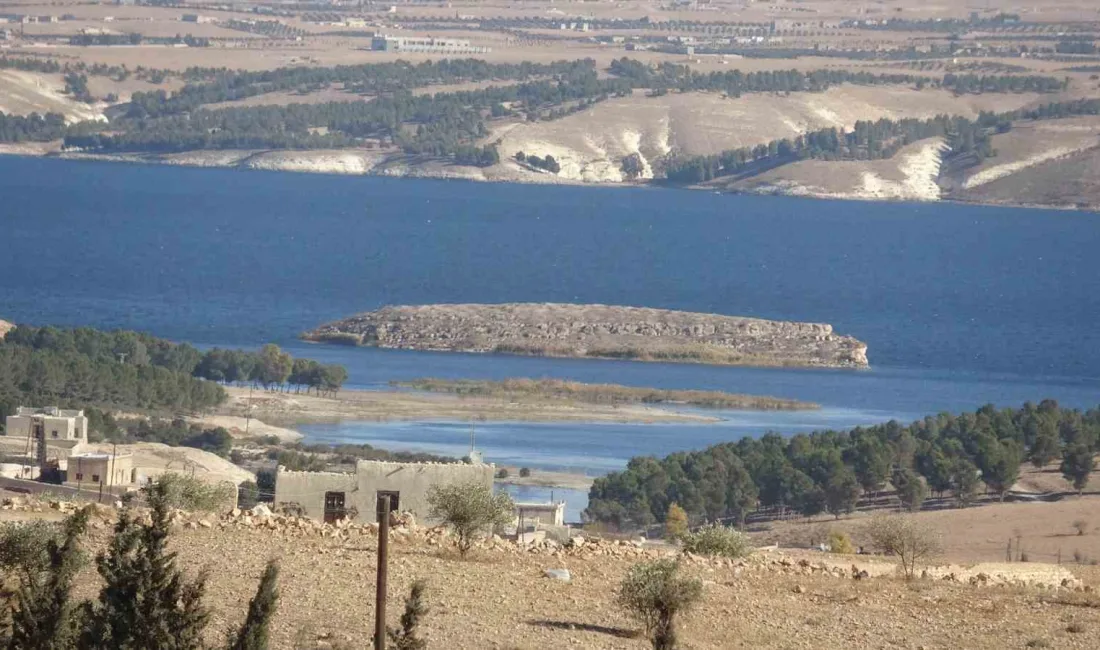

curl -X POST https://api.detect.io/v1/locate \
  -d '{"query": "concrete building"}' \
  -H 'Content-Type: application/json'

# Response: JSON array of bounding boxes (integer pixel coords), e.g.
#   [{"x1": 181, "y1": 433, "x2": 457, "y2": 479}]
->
[
  {"x1": 5, "y1": 407, "x2": 88, "y2": 445},
  {"x1": 514, "y1": 501, "x2": 565, "y2": 527},
  {"x1": 182, "y1": 14, "x2": 216, "y2": 24},
  {"x1": 370, "y1": 35, "x2": 489, "y2": 54},
  {"x1": 67, "y1": 452, "x2": 135, "y2": 490},
  {"x1": 275, "y1": 460, "x2": 495, "y2": 523}
]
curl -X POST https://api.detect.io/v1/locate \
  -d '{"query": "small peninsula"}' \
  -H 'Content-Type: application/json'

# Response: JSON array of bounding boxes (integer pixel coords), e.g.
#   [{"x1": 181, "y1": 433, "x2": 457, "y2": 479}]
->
[
  {"x1": 302, "y1": 303, "x2": 869, "y2": 369},
  {"x1": 393, "y1": 378, "x2": 819, "y2": 411}
]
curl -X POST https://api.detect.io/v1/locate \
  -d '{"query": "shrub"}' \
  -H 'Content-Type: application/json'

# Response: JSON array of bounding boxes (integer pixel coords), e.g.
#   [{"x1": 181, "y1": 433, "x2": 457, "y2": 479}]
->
[
  {"x1": 679, "y1": 523, "x2": 751, "y2": 558},
  {"x1": 617, "y1": 559, "x2": 703, "y2": 650},
  {"x1": 664, "y1": 503, "x2": 688, "y2": 541},
  {"x1": 387, "y1": 579, "x2": 428, "y2": 650},
  {"x1": 0, "y1": 520, "x2": 62, "y2": 578},
  {"x1": 828, "y1": 530, "x2": 855, "y2": 554},
  {"x1": 495, "y1": 468, "x2": 510, "y2": 479},
  {"x1": 1066, "y1": 622, "x2": 1086, "y2": 634},
  {"x1": 152, "y1": 473, "x2": 237, "y2": 512},
  {"x1": 5, "y1": 507, "x2": 91, "y2": 650},
  {"x1": 519, "y1": 467, "x2": 531, "y2": 478},
  {"x1": 426, "y1": 481, "x2": 515, "y2": 557},
  {"x1": 1073, "y1": 519, "x2": 1089, "y2": 536},
  {"x1": 237, "y1": 481, "x2": 260, "y2": 510},
  {"x1": 866, "y1": 514, "x2": 942, "y2": 579}
]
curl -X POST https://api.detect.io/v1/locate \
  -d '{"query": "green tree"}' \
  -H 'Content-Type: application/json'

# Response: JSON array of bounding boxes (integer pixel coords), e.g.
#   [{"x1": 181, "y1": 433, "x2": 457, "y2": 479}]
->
[
  {"x1": 1060, "y1": 444, "x2": 1095, "y2": 495},
  {"x1": 617, "y1": 559, "x2": 703, "y2": 650},
  {"x1": 227, "y1": 561, "x2": 280, "y2": 650},
  {"x1": 852, "y1": 436, "x2": 890, "y2": 496},
  {"x1": 255, "y1": 344, "x2": 292, "y2": 388},
  {"x1": 78, "y1": 480, "x2": 211, "y2": 650},
  {"x1": 386, "y1": 580, "x2": 428, "y2": 650},
  {"x1": 426, "y1": 481, "x2": 515, "y2": 557},
  {"x1": 977, "y1": 439, "x2": 1021, "y2": 501},
  {"x1": 824, "y1": 469, "x2": 860, "y2": 518},
  {"x1": 1029, "y1": 420, "x2": 1060, "y2": 468},
  {"x1": 893, "y1": 468, "x2": 926, "y2": 512},
  {"x1": 949, "y1": 457, "x2": 980, "y2": 507},
  {"x1": 7, "y1": 508, "x2": 91, "y2": 650}
]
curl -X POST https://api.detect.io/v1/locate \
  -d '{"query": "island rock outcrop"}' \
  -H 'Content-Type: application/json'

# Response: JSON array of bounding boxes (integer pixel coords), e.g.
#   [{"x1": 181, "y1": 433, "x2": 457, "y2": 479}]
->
[{"x1": 303, "y1": 303, "x2": 869, "y2": 369}]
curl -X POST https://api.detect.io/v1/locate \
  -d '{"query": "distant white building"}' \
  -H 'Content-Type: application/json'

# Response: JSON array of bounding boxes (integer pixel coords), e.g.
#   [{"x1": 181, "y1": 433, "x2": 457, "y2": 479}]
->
[{"x1": 5, "y1": 406, "x2": 88, "y2": 444}]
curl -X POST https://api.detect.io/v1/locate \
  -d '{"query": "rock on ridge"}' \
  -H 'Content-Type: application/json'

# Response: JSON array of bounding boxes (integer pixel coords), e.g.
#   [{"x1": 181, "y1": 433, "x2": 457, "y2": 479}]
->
[{"x1": 303, "y1": 303, "x2": 869, "y2": 369}]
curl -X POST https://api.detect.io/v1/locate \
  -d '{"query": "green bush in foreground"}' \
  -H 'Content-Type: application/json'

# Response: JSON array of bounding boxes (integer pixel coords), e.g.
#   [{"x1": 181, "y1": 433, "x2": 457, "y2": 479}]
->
[
  {"x1": 0, "y1": 520, "x2": 64, "y2": 580},
  {"x1": 618, "y1": 559, "x2": 703, "y2": 650},
  {"x1": 679, "y1": 524, "x2": 752, "y2": 558}
]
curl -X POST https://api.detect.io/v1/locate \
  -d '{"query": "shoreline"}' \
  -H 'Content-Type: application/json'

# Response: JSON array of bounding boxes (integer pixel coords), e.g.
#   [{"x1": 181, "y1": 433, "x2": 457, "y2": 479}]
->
[{"x1": 1, "y1": 148, "x2": 1095, "y2": 214}]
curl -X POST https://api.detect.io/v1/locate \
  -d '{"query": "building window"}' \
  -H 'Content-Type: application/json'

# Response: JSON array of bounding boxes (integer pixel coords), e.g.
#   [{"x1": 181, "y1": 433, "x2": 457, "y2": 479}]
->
[
  {"x1": 76, "y1": 473, "x2": 83, "y2": 481},
  {"x1": 91, "y1": 474, "x2": 100, "y2": 483},
  {"x1": 52, "y1": 430, "x2": 59, "y2": 438}
]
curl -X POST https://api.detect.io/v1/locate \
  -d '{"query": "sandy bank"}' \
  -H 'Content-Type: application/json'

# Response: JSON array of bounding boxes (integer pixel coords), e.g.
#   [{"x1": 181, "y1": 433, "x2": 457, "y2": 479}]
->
[{"x1": 213, "y1": 385, "x2": 721, "y2": 427}]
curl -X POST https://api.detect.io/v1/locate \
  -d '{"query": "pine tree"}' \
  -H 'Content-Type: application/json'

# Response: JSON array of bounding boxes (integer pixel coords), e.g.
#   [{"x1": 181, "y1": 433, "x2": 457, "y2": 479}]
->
[
  {"x1": 387, "y1": 580, "x2": 428, "y2": 650},
  {"x1": 78, "y1": 480, "x2": 210, "y2": 650},
  {"x1": 1060, "y1": 444, "x2": 1096, "y2": 495},
  {"x1": 7, "y1": 507, "x2": 91, "y2": 650},
  {"x1": 227, "y1": 561, "x2": 280, "y2": 650}
]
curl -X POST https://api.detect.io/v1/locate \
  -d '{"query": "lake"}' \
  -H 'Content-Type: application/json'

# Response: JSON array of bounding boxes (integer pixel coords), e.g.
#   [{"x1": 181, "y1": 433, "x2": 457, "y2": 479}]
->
[{"x1": 3, "y1": 156, "x2": 1100, "y2": 520}]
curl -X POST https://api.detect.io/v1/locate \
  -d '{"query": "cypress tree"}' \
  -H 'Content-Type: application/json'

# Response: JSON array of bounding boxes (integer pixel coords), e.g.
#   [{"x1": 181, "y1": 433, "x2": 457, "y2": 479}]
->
[
  {"x1": 78, "y1": 481, "x2": 210, "y2": 650},
  {"x1": 7, "y1": 507, "x2": 91, "y2": 650},
  {"x1": 227, "y1": 561, "x2": 280, "y2": 650},
  {"x1": 387, "y1": 580, "x2": 428, "y2": 650}
]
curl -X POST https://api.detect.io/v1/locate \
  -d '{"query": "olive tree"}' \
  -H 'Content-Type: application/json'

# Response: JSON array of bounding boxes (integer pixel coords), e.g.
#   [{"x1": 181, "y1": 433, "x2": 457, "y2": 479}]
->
[
  {"x1": 617, "y1": 559, "x2": 703, "y2": 650},
  {"x1": 866, "y1": 514, "x2": 942, "y2": 579},
  {"x1": 426, "y1": 480, "x2": 515, "y2": 557}
]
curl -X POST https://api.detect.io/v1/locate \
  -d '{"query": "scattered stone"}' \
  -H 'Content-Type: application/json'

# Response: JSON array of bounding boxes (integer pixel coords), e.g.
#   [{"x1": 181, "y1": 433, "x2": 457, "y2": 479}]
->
[{"x1": 544, "y1": 569, "x2": 571, "y2": 582}]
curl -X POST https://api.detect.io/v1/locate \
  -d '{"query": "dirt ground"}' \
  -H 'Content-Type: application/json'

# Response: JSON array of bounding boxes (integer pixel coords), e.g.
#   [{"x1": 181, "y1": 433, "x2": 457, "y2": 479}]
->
[
  {"x1": 756, "y1": 491, "x2": 1100, "y2": 567},
  {"x1": 41, "y1": 518, "x2": 1100, "y2": 650}
]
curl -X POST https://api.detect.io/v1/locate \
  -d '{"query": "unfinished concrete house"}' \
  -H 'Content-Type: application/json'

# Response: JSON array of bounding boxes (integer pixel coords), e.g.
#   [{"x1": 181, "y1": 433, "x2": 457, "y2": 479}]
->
[{"x1": 275, "y1": 460, "x2": 495, "y2": 523}]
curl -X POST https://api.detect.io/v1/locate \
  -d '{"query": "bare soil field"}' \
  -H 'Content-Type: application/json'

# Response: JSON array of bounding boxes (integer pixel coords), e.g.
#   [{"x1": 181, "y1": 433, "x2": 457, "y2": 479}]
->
[
  {"x1": 27, "y1": 513, "x2": 1100, "y2": 650},
  {"x1": 0, "y1": 70, "x2": 104, "y2": 122}
]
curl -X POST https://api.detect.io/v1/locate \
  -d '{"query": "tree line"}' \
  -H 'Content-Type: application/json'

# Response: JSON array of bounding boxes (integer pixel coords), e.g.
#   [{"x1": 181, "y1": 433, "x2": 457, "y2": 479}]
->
[
  {"x1": 0, "y1": 111, "x2": 67, "y2": 143},
  {"x1": 609, "y1": 58, "x2": 1067, "y2": 96},
  {"x1": 662, "y1": 98, "x2": 1100, "y2": 184},
  {"x1": 127, "y1": 58, "x2": 599, "y2": 118},
  {"x1": 0, "y1": 326, "x2": 347, "y2": 426},
  {"x1": 585, "y1": 401, "x2": 1100, "y2": 529}
]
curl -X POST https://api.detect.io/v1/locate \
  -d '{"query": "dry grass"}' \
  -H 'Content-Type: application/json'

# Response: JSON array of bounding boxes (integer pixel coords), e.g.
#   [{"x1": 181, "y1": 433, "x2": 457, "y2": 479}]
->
[
  {"x1": 43, "y1": 523, "x2": 1100, "y2": 649},
  {"x1": 395, "y1": 377, "x2": 817, "y2": 411}
]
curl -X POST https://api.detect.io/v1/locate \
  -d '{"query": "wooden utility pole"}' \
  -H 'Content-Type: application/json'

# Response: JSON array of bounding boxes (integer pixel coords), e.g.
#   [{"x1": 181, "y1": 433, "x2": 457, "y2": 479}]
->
[{"x1": 374, "y1": 494, "x2": 391, "y2": 650}]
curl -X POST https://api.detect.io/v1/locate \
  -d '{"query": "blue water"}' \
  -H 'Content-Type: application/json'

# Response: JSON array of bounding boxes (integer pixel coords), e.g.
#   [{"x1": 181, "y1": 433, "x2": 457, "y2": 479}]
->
[{"x1": 3, "y1": 156, "x2": 1100, "y2": 504}]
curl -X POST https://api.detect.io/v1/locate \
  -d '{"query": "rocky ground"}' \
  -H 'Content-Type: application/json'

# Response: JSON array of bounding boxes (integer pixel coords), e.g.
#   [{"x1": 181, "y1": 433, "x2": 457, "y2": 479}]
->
[
  {"x1": 5, "y1": 497, "x2": 1100, "y2": 649},
  {"x1": 303, "y1": 303, "x2": 870, "y2": 369}
]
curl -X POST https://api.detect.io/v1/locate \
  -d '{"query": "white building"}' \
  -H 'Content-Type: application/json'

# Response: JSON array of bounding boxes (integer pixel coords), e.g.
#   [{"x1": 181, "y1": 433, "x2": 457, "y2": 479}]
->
[{"x1": 5, "y1": 406, "x2": 88, "y2": 443}]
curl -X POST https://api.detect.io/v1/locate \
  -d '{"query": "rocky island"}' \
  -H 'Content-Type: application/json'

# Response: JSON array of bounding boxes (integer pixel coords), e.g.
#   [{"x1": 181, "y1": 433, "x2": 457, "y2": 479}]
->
[{"x1": 302, "y1": 303, "x2": 869, "y2": 369}]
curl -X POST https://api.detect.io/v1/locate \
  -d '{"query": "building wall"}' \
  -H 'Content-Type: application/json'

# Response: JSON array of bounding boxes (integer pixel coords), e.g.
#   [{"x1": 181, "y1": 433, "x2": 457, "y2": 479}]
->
[
  {"x1": 6, "y1": 409, "x2": 88, "y2": 442},
  {"x1": 515, "y1": 502, "x2": 565, "y2": 527},
  {"x1": 67, "y1": 455, "x2": 134, "y2": 488},
  {"x1": 275, "y1": 461, "x2": 495, "y2": 523}
]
